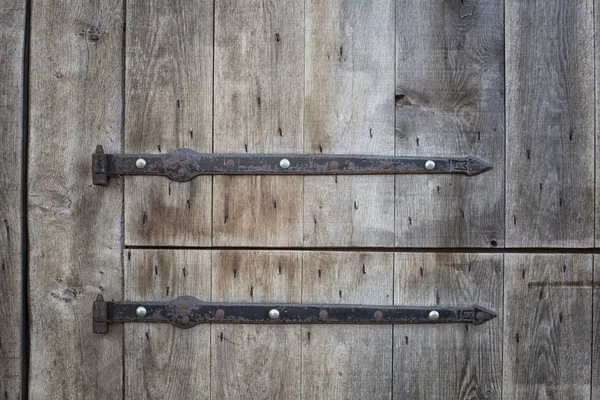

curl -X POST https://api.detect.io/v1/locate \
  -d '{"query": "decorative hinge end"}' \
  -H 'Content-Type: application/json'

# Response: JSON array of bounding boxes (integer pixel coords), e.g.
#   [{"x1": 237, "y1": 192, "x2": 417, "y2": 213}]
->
[
  {"x1": 472, "y1": 306, "x2": 497, "y2": 325},
  {"x1": 467, "y1": 156, "x2": 493, "y2": 176}
]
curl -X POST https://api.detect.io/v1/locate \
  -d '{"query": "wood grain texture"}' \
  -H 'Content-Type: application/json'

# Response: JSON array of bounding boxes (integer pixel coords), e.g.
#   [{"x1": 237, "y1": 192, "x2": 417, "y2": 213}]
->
[
  {"x1": 211, "y1": 250, "x2": 301, "y2": 400},
  {"x1": 301, "y1": 252, "x2": 393, "y2": 400},
  {"x1": 0, "y1": 2, "x2": 25, "y2": 399},
  {"x1": 506, "y1": 0, "x2": 595, "y2": 247},
  {"x1": 303, "y1": 0, "x2": 395, "y2": 247},
  {"x1": 594, "y1": 256, "x2": 600, "y2": 400},
  {"x1": 28, "y1": 1, "x2": 124, "y2": 398},
  {"x1": 212, "y1": 0, "x2": 304, "y2": 246},
  {"x1": 395, "y1": 0, "x2": 505, "y2": 248},
  {"x1": 597, "y1": 0, "x2": 600, "y2": 248},
  {"x1": 393, "y1": 253, "x2": 503, "y2": 399},
  {"x1": 124, "y1": 0, "x2": 213, "y2": 246},
  {"x1": 125, "y1": 250, "x2": 211, "y2": 400},
  {"x1": 503, "y1": 254, "x2": 593, "y2": 399}
]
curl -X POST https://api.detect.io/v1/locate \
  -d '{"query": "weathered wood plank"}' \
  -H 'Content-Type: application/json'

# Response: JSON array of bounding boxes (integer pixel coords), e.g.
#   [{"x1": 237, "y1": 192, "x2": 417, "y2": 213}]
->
[
  {"x1": 0, "y1": 2, "x2": 25, "y2": 399},
  {"x1": 212, "y1": 0, "x2": 304, "y2": 246},
  {"x1": 211, "y1": 250, "x2": 301, "y2": 400},
  {"x1": 503, "y1": 254, "x2": 593, "y2": 398},
  {"x1": 28, "y1": 1, "x2": 124, "y2": 398},
  {"x1": 303, "y1": 0, "x2": 395, "y2": 247},
  {"x1": 124, "y1": 0, "x2": 213, "y2": 246},
  {"x1": 597, "y1": 0, "x2": 600, "y2": 248},
  {"x1": 393, "y1": 253, "x2": 503, "y2": 399},
  {"x1": 302, "y1": 252, "x2": 393, "y2": 400},
  {"x1": 125, "y1": 250, "x2": 210, "y2": 400},
  {"x1": 593, "y1": 256, "x2": 600, "y2": 400},
  {"x1": 395, "y1": 0, "x2": 505, "y2": 248},
  {"x1": 506, "y1": 0, "x2": 594, "y2": 247}
]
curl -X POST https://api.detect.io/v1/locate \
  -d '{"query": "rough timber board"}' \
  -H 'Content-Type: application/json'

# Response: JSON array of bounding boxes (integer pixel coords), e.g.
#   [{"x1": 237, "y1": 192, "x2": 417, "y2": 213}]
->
[
  {"x1": 303, "y1": 0, "x2": 395, "y2": 247},
  {"x1": 0, "y1": 2, "x2": 25, "y2": 398},
  {"x1": 503, "y1": 254, "x2": 593, "y2": 398},
  {"x1": 393, "y1": 253, "x2": 503, "y2": 399},
  {"x1": 124, "y1": 0, "x2": 213, "y2": 246},
  {"x1": 506, "y1": 0, "x2": 595, "y2": 247},
  {"x1": 125, "y1": 250, "x2": 211, "y2": 400},
  {"x1": 211, "y1": 250, "x2": 302, "y2": 399},
  {"x1": 28, "y1": 1, "x2": 124, "y2": 398},
  {"x1": 395, "y1": 0, "x2": 505, "y2": 248},
  {"x1": 212, "y1": 0, "x2": 304, "y2": 247},
  {"x1": 301, "y1": 252, "x2": 393, "y2": 400}
]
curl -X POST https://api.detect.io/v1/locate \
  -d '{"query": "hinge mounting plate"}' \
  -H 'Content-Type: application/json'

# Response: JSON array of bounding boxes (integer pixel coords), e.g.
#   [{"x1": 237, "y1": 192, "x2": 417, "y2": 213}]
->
[{"x1": 93, "y1": 295, "x2": 497, "y2": 333}]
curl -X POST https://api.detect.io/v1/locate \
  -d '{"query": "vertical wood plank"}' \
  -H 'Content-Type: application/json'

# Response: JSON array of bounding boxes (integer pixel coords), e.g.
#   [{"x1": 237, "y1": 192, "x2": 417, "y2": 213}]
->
[
  {"x1": 125, "y1": 250, "x2": 211, "y2": 400},
  {"x1": 0, "y1": 2, "x2": 25, "y2": 399},
  {"x1": 211, "y1": 250, "x2": 302, "y2": 400},
  {"x1": 506, "y1": 0, "x2": 594, "y2": 247},
  {"x1": 302, "y1": 252, "x2": 393, "y2": 400},
  {"x1": 28, "y1": 1, "x2": 124, "y2": 398},
  {"x1": 395, "y1": 0, "x2": 505, "y2": 248},
  {"x1": 393, "y1": 253, "x2": 503, "y2": 399},
  {"x1": 124, "y1": 0, "x2": 213, "y2": 246},
  {"x1": 303, "y1": 0, "x2": 395, "y2": 247},
  {"x1": 212, "y1": 0, "x2": 304, "y2": 246},
  {"x1": 596, "y1": 0, "x2": 600, "y2": 248},
  {"x1": 503, "y1": 254, "x2": 593, "y2": 398},
  {"x1": 594, "y1": 256, "x2": 599, "y2": 400}
]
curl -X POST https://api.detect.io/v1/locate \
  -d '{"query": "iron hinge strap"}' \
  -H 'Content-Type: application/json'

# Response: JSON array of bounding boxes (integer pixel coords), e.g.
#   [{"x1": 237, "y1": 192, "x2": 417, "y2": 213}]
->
[
  {"x1": 92, "y1": 295, "x2": 497, "y2": 333},
  {"x1": 92, "y1": 145, "x2": 492, "y2": 185}
]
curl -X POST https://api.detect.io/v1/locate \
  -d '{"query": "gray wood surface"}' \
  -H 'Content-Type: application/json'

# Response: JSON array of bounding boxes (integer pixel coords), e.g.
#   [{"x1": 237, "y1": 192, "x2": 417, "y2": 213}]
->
[
  {"x1": 503, "y1": 254, "x2": 593, "y2": 399},
  {"x1": 0, "y1": 2, "x2": 25, "y2": 399},
  {"x1": 506, "y1": 0, "x2": 595, "y2": 247},
  {"x1": 28, "y1": 1, "x2": 124, "y2": 398},
  {"x1": 212, "y1": 0, "x2": 304, "y2": 247},
  {"x1": 395, "y1": 0, "x2": 505, "y2": 248},
  {"x1": 302, "y1": 252, "x2": 393, "y2": 400},
  {"x1": 124, "y1": 0, "x2": 213, "y2": 246},
  {"x1": 594, "y1": 256, "x2": 600, "y2": 400},
  {"x1": 211, "y1": 251, "x2": 302, "y2": 400},
  {"x1": 393, "y1": 253, "x2": 503, "y2": 399},
  {"x1": 125, "y1": 250, "x2": 211, "y2": 400},
  {"x1": 303, "y1": 0, "x2": 395, "y2": 247}
]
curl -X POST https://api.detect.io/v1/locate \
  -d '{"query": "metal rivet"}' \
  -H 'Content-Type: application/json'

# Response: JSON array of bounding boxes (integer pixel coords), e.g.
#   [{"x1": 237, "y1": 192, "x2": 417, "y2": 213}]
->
[
  {"x1": 279, "y1": 158, "x2": 290, "y2": 169},
  {"x1": 136, "y1": 306, "x2": 147, "y2": 317},
  {"x1": 135, "y1": 158, "x2": 147, "y2": 169},
  {"x1": 425, "y1": 160, "x2": 435, "y2": 170},
  {"x1": 428, "y1": 310, "x2": 439, "y2": 320},
  {"x1": 268, "y1": 309, "x2": 280, "y2": 320}
]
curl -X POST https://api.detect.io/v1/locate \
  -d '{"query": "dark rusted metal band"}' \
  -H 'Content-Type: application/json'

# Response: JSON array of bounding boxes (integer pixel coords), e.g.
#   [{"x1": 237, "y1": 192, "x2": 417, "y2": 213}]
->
[
  {"x1": 93, "y1": 295, "x2": 497, "y2": 333},
  {"x1": 92, "y1": 145, "x2": 492, "y2": 185}
]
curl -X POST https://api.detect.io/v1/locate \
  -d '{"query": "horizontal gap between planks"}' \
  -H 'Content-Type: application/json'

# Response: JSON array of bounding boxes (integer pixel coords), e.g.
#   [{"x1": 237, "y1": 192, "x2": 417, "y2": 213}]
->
[{"x1": 124, "y1": 245, "x2": 600, "y2": 254}]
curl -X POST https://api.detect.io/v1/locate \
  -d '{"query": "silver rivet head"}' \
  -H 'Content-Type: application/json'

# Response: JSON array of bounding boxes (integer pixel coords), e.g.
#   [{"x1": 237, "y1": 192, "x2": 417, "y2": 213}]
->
[
  {"x1": 268, "y1": 309, "x2": 280, "y2": 320},
  {"x1": 136, "y1": 306, "x2": 147, "y2": 317},
  {"x1": 279, "y1": 158, "x2": 290, "y2": 169},
  {"x1": 135, "y1": 158, "x2": 147, "y2": 169},
  {"x1": 425, "y1": 160, "x2": 435, "y2": 170},
  {"x1": 428, "y1": 310, "x2": 439, "y2": 320}
]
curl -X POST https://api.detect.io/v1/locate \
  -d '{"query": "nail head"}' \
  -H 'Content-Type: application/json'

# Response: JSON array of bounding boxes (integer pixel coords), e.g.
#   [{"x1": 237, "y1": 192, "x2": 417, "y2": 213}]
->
[
  {"x1": 425, "y1": 160, "x2": 435, "y2": 170},
  {"x1": 135, "y1": 158, "x2": 147, "y2": 169},
  {"x1": 279, "y1": 158, "x2": 290, "y2": 169},
  {"x1": 136, "y1": 306, "x2": 147, "y2": 317},
  {"x1": 268, "y1": 309, "x2": 280, "y2": 320},
  {"x1": 428, "y1": 310, "x2": 439, "y2": 320}
]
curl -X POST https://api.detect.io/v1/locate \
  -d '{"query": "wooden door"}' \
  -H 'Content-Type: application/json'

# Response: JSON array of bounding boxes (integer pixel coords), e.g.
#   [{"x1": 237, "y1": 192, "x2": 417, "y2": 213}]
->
[{"x1": 1, "y1": 0, "x2": 598, "y2": 399}]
